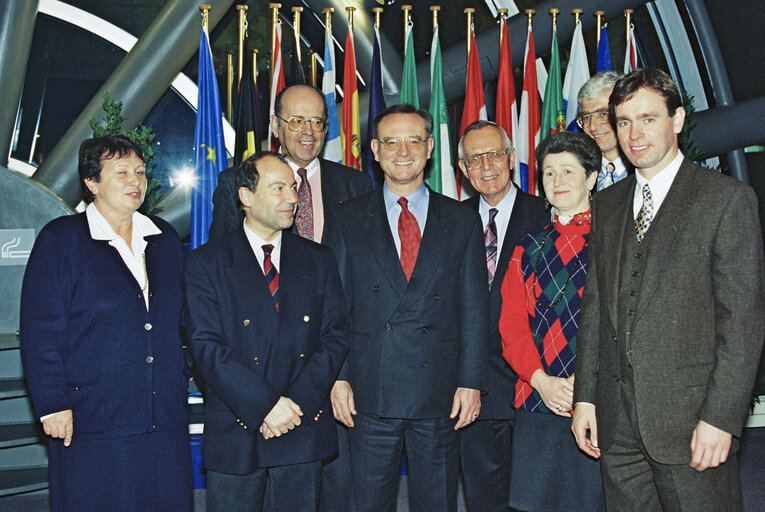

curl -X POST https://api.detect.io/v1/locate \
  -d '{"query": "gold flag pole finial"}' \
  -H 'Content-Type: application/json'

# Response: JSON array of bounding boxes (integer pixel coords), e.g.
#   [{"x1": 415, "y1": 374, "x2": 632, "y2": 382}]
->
[
  {"x1": 465, "y1": 8, "x2": 475, "y2": 55},
  {"x1": 373, "y1": 7, "x2": 383, "y2": 30},
  {"x1": 269, "y1": 3, "x2": 281, "y2": 85},
  {"x1": 594, "y1": 10, "x2": 605, "y2": 47},
  {"x1": 199, "y1": 4, "x2": 210, "y2": 34},
  {"x1": 572, "y1": 8, "x2": 583, "y2": 25},
  {"x1": 498, "y1": 8, "x2": 507, "y2": 46},
  {"x1": 226, "y1": 51, "x2": 233, "y2": 121},
  {"x1": 525, "y1": 9, "x2": 535, "y2": 30},
  {"x1": 624, "y1": 8, "x2": 634, "y2": 44},
  {"x1": 323, "y1": 8, "x2": 334, "y2": 44},
  {"x1": 292, "y1": 7, "x2": 303, "y2": 63},
  {"x1": 549, "y1": 8, "x2": 559, "y2": 30},
  {"x1": 402, "y1": 5, "x2": 412, "y2": 48},
  {"x1": 236, "y1": 5, "x2": 247, "y2": 88},
  {"x1": 346, "y1": 5, "x2": 356, "y2": 32},
  {"x1": 430, "y1": 6, "x2": 440, "y2": 34}
]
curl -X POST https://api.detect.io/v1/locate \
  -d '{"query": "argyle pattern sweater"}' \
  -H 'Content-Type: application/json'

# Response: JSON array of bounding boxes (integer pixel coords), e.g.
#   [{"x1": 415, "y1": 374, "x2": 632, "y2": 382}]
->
[{"x1": 500, "y1": 218, "x2": 590, "y2": 413}]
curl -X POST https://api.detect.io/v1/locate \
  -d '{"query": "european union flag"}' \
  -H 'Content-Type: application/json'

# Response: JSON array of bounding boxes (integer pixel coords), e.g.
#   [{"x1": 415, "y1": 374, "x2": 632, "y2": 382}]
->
[{"x1": 191, "y1": 30, "x2": 227, "y2": 249}]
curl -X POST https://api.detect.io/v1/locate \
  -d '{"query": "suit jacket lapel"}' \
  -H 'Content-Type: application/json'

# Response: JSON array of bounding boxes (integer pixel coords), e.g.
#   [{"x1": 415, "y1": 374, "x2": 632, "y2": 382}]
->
[
  {"x1": 360, "y1": 189, "x2": 408, "y2": 297},
  {"x1": 633, "y1": 160, "x2": 696, "y2": 324},
  {"x1": 226, "y1": 229, "x2": 280, "y2": 341}
]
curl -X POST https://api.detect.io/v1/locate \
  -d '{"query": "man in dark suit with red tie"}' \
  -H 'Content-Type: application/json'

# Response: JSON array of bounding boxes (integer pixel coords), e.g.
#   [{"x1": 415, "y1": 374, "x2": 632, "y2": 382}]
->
[
  {"x1": 573, "y1": 68, "x2": 764, "y2": 512},
  {"x1": 331, "y1": 104, "x2": 488, "y2": 512},
  {"x1": 185, "y1": 153, "x2": 349, "y2": 511},
  {"x1": 457, "y1": 120, "x2": 547, "y2": 512}
]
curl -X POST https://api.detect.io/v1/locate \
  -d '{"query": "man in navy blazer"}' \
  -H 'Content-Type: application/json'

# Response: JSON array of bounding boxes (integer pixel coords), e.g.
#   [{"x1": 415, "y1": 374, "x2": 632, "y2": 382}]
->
[
  {"x1": 457, "y1": 121, "x2": 548, "y2": 512},
  {"x1": 185, "y1": 153, "x2": 349, "y2": 511},
  {"x1": 331, "y1": 104, "x2": 489, "y2": 512}
]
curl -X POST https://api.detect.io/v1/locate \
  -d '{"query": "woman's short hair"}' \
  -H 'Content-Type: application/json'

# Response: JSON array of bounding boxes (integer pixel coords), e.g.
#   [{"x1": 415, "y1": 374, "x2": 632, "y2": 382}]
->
[
  {"x1": 535, "y1": 131, "x2": 601, "y2": 178},
  {"x1": 78, "y1": 135, "x2": 144, "y2": 203}
]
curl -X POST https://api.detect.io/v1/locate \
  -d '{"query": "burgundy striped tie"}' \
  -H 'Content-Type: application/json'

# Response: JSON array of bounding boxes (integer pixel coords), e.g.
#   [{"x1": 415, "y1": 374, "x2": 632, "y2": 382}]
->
[{"x1": 262, "y1": 244, "x2": 279, "y2": 311}]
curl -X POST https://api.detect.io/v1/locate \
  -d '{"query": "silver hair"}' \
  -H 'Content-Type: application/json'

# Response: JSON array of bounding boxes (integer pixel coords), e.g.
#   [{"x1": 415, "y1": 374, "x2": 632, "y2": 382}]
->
[
  {"x1": 457, "y1": 120, "x2": 513, "y2": 160},
  {"x1": 577, "y1": 71, "x2": 623, "y2": 113}
]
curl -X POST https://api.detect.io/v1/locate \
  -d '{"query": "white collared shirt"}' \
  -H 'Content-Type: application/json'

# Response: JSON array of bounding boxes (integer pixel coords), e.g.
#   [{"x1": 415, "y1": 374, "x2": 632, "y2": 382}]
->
[
  {"x1": 85, "y1": 203, "x2": 161, "y2": 310},
  {"x1": 633, "y1": 151, "x2": 684, "y2": 218},
  {"x1": 243, "y1": 220, "x2": 282, "y2": 273},
  {"x1": 478, "y1": 185, "x2": 518, "y2": 260}
]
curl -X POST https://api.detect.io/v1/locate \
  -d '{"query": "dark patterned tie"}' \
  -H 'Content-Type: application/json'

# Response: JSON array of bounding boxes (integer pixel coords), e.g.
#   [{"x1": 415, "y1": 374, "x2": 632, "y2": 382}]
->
[
  {"x1": 262, "y1": 244, "x2": 279, "y2": 311},
  {"x1": 397, "y1": 197, "x2": 421, "y2": 282},
  {"x1": 635, "y1": 184, "x2": 654, "y2": 243},
  {"x1": 485, "y1": 208, "x2": 498, "y2": 289},
  {"x1": 295, "y1": 168, "x2": 314, "y2": 240}
]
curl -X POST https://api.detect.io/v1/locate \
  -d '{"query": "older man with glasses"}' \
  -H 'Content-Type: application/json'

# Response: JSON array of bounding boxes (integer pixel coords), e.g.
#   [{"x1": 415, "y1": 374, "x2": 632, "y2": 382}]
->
[
  {"x1": 456, "y1": 120, "x2": 547, "y2": 512},
  {"x1": 209, "y1": 84, "x2": 371, "y2": 512},
  {"x1": 577, "y1": 71, "x2": 634, "y2": 191}
]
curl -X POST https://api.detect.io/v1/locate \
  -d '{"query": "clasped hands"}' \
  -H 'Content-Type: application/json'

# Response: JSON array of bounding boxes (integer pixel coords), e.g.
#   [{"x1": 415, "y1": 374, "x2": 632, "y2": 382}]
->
[{"x1": 259, "y1": 396, "x2": 303, "y2": 440}]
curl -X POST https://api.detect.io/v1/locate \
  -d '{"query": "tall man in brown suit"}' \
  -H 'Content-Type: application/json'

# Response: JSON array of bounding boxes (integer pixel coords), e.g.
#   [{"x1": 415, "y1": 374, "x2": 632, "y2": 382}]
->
[{"x1": 572, "y1": 68, "x2": 764, "y2": 511}]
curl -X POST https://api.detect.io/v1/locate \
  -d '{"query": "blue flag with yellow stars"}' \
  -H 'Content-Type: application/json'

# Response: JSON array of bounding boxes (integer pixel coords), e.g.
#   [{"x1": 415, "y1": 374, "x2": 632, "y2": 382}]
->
[{"x1": 192, "y1": 29, "x2": 227, "y2": 249}]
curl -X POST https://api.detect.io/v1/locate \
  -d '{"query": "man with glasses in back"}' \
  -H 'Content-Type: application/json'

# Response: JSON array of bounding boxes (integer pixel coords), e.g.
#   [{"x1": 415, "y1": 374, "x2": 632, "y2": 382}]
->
[
  {"x1": 330, "y1": 104, "x2": 488, "y2": 512},
  {"x1": 209, "y1": 84, "x2": 371, "y2": 512},
  {"x1": 456, "y1": 121, "x2": 547, "y2": 512},
  {"x1": 577, "y1": 71, "x2": 634, "y2": 191}
]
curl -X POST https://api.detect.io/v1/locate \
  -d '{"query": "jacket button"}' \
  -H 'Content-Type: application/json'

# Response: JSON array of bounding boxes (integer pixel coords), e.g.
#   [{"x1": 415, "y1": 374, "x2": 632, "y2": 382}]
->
[
  {"x1": 385, "y1": 323, "x2": 391, "y2": 330},
  {"x1": 612, "y1": 336, "x2": 617, "y2": 343},
  {"x1": 613, "y1": 375, "x2": 620, "y2": 382},
  {"x1": 243, "y1": 319, "x2": 251, "y2": 326},
  {"x1": 146, "y1": 356, "x2": 154, "y2": 363},
  {"x1": 373, "y1": 285, "x2": 380, "y2": 292},
  {"x1": 144, "y1": 323, "x2": 152, "y2": 331},
  {"x1": 299, "y1": 353, "x2": 306, "y2": 359},
  {"x1": 627, "y1": 309, "x2": 635, "y2": 316},
  {"x1": 434, "y1": 294, "x2": 440, "y2": 301},
  {"x1": 632, "y1": 271, "x2": 640, "y2": 277},
  {"x1": 629, "y1": 290, "x2": 637, "y2": 297},
  {"x1": 419, "y1": 360, "x2": 428, "y2": 368},
  {"x1": 626, "y1": 349, "x2": 633, "y2": 357},
  {"x1": 421, "y1": 327, "x2": 429, "y2": 334},
  {"x1": 303, "y1": 315, "x2": 310, "y2": 323},
  {"x1": 253, "y1": 357, "x2": 260, "y2": 364}
]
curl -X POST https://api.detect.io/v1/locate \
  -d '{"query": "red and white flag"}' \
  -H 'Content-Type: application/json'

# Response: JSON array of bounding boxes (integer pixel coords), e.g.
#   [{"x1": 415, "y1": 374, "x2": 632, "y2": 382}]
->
[
  {"x1": 518, "y1": 24, "x2": 540, "y2": 195},
  {"x1": 495, "y1": 16, "x2": 520, "y2": 185},
  {"x1": 458, "y1": 27, "x2": 487, "y2": 199}
]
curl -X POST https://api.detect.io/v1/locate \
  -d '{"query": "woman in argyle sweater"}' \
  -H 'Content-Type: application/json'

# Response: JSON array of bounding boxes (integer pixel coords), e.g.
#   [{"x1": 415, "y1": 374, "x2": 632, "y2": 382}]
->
[{"x1": 499, "y1": 132, "x2": 605, "y2": 512}]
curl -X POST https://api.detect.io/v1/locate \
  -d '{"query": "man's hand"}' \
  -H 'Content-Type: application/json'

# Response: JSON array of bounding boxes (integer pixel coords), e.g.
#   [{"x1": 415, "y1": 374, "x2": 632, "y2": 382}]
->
[
  {"x1": 261, "y1": 397, "x2": 303, "y2": 439},
  {"x1": 530, "y1": 370, "x2": 574, "y2": 417},
  {"x1": 690, "y1": 419, "x2": 732, "y2": 472},
  {"x1": 450, "y1": 387, "x2": 481, "y2": 430},
  {"x1": 42, "y1": 410, "x2": 73, "y2": 447},
  {"x1": 330, "y1": 380, "x2": 356, "y2": 427},
  {"x1": 571, "y1": 402, "x2": 601, "y2": 459}
]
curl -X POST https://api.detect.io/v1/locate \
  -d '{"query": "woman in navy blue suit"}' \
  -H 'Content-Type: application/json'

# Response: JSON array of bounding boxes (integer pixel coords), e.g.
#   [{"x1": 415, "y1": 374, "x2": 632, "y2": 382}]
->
[{"x1": 20, "y1": 136, "x2": 192, "y2": 511}]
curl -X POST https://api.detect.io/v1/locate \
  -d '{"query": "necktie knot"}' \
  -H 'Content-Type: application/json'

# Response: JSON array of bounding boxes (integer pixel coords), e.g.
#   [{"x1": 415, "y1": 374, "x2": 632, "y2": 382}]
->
[
  {"x1": 297, "y1": 167, "x2": 308, "y2": 180},
  {"x1": 262, "y1": 244, "x2": 274, "y2": 257},
  {"x1": 397, "y1": 196, "x2": 409, "y2": 209}
]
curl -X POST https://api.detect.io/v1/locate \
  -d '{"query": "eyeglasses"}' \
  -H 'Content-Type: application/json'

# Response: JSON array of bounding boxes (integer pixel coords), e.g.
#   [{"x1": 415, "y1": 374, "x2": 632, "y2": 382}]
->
[
  {"x1": 278, "y1": 116, "x2": 328, "y2": 132},
  {"x1": 463, "y1": 149, "x2": 509, "y2": 170},
  {"x1": 376, "y1": 136, "x2": 426, "y2": 151},
  {"x1": 576, "y1": 110, "x2": 610, "y2": 128}
]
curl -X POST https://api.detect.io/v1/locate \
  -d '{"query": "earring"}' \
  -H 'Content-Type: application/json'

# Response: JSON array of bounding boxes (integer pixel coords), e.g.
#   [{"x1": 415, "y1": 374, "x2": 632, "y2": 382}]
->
[
  {"x1": 588, "y1": 190, "x2": 593, "y2": 203},
  {"x1": 544, "y1": 197, "x2": 550, "y2": 210}
]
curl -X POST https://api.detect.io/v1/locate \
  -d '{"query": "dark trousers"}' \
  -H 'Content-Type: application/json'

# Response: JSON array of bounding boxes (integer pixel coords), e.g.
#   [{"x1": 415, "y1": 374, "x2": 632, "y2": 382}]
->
[
  {"x1": 318, "y1": 422, "x2": 354, "y2": 512},
  {"x1": 348, "y1": 412, "x2": 459, "y2": 512},
  {"x1": 206, "y1": 460, "x2": 322, "y2": 512},
  {"x1": 459, "y1": 419, "x2": 513, "y2": 512},
  {"x1": 600, "y1": 383, "x2": 743, "y2": 512}
]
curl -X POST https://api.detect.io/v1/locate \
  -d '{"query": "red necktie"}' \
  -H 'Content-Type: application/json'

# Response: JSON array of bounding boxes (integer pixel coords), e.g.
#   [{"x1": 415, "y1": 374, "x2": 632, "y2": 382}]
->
[
  {"x1": 262, "y1": 244, "x2": 279, "y2": 311},
  {"x1": 295, "y1": 168, "x2": 314, "y2": 240},
  {"x1": 397, "y1": 197, "x2": 421, "y2": 282}
]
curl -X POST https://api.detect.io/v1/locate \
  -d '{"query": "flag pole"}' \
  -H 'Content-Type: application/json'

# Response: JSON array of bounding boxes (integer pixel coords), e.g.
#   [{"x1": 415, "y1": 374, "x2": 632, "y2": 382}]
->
[
  {"x1": 402, "y1": 5, "x2": 412, "y2": 49},
  {"x1": 464, "y1": 8, "x2": 475, "y2": 55},
  {"x1": 323, "y1": 7, "x2": 333, "y2": 45},
  {"x1": 252, "y1": 49, "x2": 258, "y2": 85},
  {"x1": 237, "y1": 5, "x2": 247, "y2": 87},
  {"x1": 373, "y1": 6, "x2": 382, "y2": 29},
  {"x1": 346, "y1": 5, "x2": 355, "y2": 31},
  {"x1": 549, "y1": 7, "x2": 559, "y2": 30},
  {"x1": 525, "y1": 8, "x2": 535, "y2": 29},
  {"x1": 292, "y1": 6, "x2": 303, "y2": 65},
  {"x1": 226, "y1": 51, "x2": 233, "y2": 122},
  {"x1": 572, "y1": 8, "x2": 583, "y2": 25},
  {"x1": 199, "y1": 4, "x2": 210, "y2": 34},
  {"x1": 498, "y1": 8, "x2": 507, "y2": 45},
  {"x1": 309, "y1": 49, "x2": 317, "y2": 87},
  {"x1": 624, "y1": 8, "x2": 633, "y2": 44},
  {"x1": 430, "y1": 5, "x2": 439, "y2": 33},
  {"x1": 595, "y1": 10, "x2": 604, "y2": 47},
  {"x1": 270, "y1": 3, "x2": 281, "y2": 84}
]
